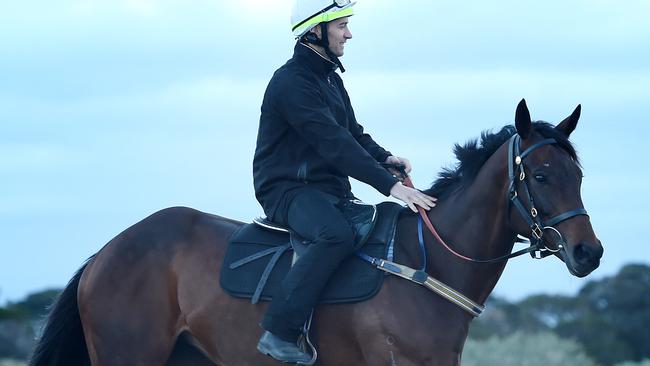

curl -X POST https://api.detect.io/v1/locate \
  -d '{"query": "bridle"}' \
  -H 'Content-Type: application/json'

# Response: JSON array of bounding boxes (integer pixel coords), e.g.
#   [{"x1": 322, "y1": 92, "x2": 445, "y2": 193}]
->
[
  {"x1": 362, "y1": 134, "x2": 591, "y2": 317},
  {"x1": 505, "y1": 134, "x2": 588, "y2": 259},
  {"x1": 403, "y1": 133, "x2": 590, "y2": 264}
]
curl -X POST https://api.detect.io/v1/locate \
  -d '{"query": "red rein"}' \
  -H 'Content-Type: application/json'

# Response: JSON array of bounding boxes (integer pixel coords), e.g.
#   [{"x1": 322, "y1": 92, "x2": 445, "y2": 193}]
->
[{"x1": 403, "y1": 177, "x2": 477, "y2": 262}]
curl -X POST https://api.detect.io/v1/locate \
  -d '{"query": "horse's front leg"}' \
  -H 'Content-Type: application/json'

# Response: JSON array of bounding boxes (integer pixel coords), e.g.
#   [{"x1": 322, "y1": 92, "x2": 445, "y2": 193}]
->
[
  {"x1": 354, "y1": 330, "x2": 462, "y2": 366},
  {"x1": 314, "y1": 303, "x2": 463, "y2": 366},
  {"x1": 318, "y1": 279, "x2": 469, "y2": 366}
]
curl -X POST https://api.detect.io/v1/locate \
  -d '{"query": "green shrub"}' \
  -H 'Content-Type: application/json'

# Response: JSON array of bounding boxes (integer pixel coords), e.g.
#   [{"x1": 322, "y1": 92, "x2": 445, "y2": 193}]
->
[
  {"x1": 463, "y1": 331, "x2": 596, "y2": 366},
  {"x1": 614, "y1": 360, "x2": 650, "y2": 366}
]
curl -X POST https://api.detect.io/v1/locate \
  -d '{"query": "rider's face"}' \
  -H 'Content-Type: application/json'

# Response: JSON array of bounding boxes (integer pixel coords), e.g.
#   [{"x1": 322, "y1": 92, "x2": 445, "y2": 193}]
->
[{"x1": 325, "y1": 17, "x2": 353, "y2": 57}]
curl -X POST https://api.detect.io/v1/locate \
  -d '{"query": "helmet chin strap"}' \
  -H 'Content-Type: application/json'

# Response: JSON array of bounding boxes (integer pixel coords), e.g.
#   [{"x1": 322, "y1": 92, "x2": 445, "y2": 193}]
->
[{"x1": 306, "y1": 23, "x2": 346, "y2": 73}]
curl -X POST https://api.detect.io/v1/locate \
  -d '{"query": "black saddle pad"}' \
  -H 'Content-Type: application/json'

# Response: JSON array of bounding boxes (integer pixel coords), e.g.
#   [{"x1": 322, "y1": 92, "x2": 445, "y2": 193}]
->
[{"x1": 220, "y1": 202, "x2": 403, "y2": 304}]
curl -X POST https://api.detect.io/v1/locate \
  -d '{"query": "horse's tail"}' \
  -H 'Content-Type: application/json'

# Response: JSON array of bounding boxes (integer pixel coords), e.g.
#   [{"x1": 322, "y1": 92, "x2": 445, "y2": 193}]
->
[{"x1": 29, "y1": 256, "x2": 94, "y2": 366}]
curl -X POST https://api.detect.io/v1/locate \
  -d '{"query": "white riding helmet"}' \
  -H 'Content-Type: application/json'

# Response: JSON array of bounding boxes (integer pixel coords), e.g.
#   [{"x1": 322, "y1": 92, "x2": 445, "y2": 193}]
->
[{"x1": 291, "y1": 0, "x2": 356, "y2": 38}]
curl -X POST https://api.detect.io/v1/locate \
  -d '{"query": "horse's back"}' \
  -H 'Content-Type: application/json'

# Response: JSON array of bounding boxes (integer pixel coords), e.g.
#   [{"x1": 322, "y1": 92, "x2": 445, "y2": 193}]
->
[
  {"x1": 80, "y1": 206, "x2": 242, "y2": 291},
  {"x1": 77, "y1": 206, "x2": 247, "y2": 365}
]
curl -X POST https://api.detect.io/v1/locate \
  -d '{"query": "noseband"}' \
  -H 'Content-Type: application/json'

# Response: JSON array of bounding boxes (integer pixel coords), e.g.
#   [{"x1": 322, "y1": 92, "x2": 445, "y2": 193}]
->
[{"x1": 506, "y1": 134, "x2": 589, "y2": 259}]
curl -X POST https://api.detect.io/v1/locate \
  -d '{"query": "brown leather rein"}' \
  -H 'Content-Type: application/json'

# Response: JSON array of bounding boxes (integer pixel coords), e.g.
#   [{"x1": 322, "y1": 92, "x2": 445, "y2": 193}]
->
[
  {"x1": 401, "y1": 175, "x2": 481, "y2": 261},
  {"x1": 392, "y1": 133, "x2": 588, "y2": 264}
]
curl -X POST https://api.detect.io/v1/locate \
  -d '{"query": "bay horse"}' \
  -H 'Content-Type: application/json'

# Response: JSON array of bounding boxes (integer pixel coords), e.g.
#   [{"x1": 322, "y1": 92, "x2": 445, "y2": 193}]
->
[{"x1": 31, "y1": 100, "x2": 603, "y2": 366}]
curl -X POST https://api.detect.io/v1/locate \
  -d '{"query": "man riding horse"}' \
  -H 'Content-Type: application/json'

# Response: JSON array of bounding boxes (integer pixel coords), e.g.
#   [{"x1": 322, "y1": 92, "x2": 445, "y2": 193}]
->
[{"x1": 252, "y1": 0, "x2": 437, "y2": 362}]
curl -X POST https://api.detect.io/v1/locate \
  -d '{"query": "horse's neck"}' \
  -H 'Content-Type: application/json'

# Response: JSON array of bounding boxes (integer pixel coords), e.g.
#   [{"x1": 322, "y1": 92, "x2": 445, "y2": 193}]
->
[{"x1": 415, "y1": 143, "x2": 516, "y2": 305}]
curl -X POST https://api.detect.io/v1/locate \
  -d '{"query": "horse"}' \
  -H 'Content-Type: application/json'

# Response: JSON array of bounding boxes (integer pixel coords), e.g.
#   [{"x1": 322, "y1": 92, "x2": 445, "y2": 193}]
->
[{"x1": 30, "y1": 100, "x2": 603, "y2": 366}]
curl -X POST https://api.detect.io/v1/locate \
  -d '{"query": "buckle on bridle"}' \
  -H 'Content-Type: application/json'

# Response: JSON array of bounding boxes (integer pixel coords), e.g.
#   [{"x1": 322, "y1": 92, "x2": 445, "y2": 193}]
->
[
  {"x1": 532, "y1": 224, "x2": 543, "y2": 240},
  {"x1": 531, "y1": 248, "x2": 557, "y2": 259},
  {"x1": 531, "y1": 250, "x2": 545, "y2": 259}
]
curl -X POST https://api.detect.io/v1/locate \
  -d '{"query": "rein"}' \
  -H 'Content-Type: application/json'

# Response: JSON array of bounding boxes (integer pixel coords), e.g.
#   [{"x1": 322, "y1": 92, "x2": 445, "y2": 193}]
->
[
  {"x1": 402, "y1": 134, "x2": 589, "y2": 263},
  {"x1": 360, "y1": 135, "x2": 589, "y2": 317},
  {"x1": 405, "y1": 177, "x2": 546, "y2": 264}
]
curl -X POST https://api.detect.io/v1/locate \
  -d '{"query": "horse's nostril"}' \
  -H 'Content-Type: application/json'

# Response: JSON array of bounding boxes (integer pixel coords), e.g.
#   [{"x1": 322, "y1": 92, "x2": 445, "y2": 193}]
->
[
  {"x1": 574, "y1": 245, "x2": 588, "y2": 264},
  {"x1": 573, "y1": 242, "x2": 602, "y2": 265}
]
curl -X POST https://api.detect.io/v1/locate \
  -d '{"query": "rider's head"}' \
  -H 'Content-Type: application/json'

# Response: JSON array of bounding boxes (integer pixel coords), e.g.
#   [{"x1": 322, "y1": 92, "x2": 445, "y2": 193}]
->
[{"x1": 291, "y1": 0, "x2": 355, "y2": 70}]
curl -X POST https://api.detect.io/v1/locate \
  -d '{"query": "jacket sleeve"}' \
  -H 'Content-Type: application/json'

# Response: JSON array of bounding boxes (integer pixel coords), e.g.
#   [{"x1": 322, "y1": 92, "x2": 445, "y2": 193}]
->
[
  {"x1": 276, "y1": 74, "x2": 398, "y2": 196},
  {"x1": 335, "y1": 76, "x2": 393, "y2": 163}
]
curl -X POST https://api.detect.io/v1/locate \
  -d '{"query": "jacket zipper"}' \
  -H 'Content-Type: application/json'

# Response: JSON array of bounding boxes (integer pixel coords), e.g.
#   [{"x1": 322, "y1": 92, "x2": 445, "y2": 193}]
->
[{"x1": 297, "y1": 161, "x2": 308, "y2": 183}]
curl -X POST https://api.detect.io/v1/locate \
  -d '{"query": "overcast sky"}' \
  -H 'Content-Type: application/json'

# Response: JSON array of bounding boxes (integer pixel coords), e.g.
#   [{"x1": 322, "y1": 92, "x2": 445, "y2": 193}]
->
[{"x1": 1, "y1": 0, "x2": 649, "y2": 304}]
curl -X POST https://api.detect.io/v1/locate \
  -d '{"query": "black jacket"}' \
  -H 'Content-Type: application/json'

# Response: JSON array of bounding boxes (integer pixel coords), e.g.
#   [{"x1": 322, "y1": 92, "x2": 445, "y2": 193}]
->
[{"x1": 253, "y1": 42, "x2": 399, "y2": 218}]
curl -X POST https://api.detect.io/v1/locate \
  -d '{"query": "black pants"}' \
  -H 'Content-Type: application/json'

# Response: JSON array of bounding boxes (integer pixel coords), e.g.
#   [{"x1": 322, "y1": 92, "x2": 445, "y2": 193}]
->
[{"x1": 261, "y1": 187, "x2": 355, "y2": 342}]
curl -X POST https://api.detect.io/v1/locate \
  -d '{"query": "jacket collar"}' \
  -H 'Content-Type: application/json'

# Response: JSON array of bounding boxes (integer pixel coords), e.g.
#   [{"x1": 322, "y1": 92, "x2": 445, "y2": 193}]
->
[{"x1": 293, "y1": 41, "x2": 338, "y2": 75}]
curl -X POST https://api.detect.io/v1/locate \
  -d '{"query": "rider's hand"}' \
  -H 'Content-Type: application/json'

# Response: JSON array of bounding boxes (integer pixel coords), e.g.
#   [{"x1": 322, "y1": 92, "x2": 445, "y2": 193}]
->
[
  {"x1": 390, "y1": 182, "x2": 437, "y2": 213},
  {"x1": 385, "y1": 155, "x2": 412, "y2": 174}
]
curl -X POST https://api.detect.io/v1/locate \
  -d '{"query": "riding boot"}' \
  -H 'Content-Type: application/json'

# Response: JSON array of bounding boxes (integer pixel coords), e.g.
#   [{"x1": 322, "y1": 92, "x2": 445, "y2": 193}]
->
[{"x1": 257, "y1": 331, "x2": 312, "y2": 364}]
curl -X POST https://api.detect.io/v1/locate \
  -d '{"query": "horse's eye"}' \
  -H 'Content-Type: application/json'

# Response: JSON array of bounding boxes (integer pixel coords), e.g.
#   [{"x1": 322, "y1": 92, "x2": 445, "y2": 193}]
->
[{"x1": 534, "y1": 174, "x2": 546, "y2": 183}]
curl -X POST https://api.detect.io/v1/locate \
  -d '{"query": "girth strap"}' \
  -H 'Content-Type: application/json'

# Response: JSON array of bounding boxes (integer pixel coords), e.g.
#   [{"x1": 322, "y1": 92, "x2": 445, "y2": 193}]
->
[{"x1": 356, "y1": 253, "x2": 484, "y2": 317}]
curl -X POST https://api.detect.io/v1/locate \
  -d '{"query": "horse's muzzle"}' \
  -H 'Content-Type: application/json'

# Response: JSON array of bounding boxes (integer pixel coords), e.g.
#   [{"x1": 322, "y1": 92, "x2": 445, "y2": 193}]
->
[{"x1": 567, "y1": 239, "x2": 603, "y2": 277}]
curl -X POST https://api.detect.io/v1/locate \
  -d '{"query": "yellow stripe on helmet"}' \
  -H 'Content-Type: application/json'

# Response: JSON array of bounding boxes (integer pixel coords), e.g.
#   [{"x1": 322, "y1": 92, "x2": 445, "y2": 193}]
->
[{"x1": 292, "y1": 6, "x2": 354, "y2": 38}]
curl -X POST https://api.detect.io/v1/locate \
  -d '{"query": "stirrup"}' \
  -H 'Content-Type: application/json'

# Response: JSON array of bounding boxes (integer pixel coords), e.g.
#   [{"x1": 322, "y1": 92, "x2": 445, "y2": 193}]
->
[{"x1": 296, "y1": 310, "x2": 317, "y2": 366}]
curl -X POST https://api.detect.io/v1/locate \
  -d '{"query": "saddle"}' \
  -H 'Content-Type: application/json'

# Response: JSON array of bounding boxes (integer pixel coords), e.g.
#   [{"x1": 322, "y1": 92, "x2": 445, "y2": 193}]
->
[{"x1": 220, "y1": 201, "x2": 404, "y2": 305}]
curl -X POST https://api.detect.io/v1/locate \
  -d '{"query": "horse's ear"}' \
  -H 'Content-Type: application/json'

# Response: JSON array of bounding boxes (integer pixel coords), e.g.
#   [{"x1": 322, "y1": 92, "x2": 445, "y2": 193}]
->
[
  {"x1": 556, "y1": 104, "x2": 581, "y2": 137},
  {"x1": 515, "y1": 99, "x2": 532, "y2": 139}
]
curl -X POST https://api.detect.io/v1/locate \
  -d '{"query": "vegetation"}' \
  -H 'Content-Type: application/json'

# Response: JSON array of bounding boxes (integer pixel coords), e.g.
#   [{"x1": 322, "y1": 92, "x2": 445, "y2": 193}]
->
[
  {"x1": 0, "y1": 289, "x2": 59, "y2": 361},
  {"x1": 463, "y1": 331, "x2": 597, "y2": 366},
  {"x1": 470, "y1": 264, "x2": 650, "y2": 365},
  {"x1": 1, "y1": 264, "x2": 648, "y2": 365},
  {"x1": 614, "y1": 360, "x2": 650, "y2": 366},
  {"x1": 0, "y1": 359, "x2": 27, "y2": 366}
]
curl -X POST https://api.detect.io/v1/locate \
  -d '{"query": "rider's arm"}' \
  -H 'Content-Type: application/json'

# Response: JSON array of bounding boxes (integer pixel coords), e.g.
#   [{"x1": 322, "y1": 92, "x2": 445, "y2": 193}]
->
[
  {"x1": 333, "y1": 74, "x2": 393, "y2": 163},
  {"x1": 275, "y1": 73, "x2": 398, "y2": 196}
]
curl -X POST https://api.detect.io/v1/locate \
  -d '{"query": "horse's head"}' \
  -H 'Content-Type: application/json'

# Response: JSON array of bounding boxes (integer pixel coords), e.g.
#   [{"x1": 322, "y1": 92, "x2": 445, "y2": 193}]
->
[{"x1": 511, "y1": 99, "x2": 603, "y2": 277}]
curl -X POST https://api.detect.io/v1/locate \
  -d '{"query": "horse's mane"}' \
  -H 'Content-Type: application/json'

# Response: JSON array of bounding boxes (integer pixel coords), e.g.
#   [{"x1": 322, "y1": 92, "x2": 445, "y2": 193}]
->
[{"x1": 423, "y1": 122, "x2": 579, "y2": 200}]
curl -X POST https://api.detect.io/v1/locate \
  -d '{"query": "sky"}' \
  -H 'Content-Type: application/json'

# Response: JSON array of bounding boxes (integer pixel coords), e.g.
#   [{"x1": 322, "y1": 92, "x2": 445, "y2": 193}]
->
[{"x1": 1, "y1": 0, "x2": 649, "y2": 305}]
